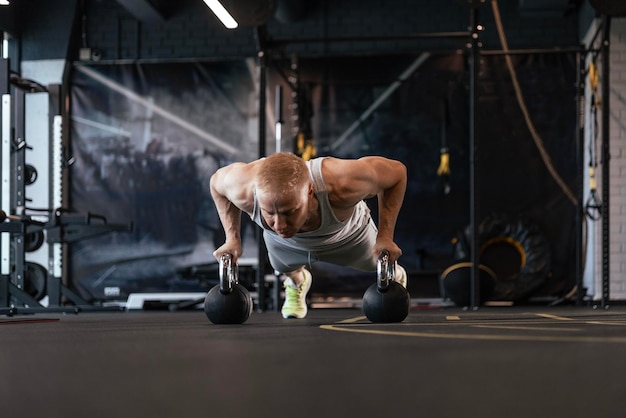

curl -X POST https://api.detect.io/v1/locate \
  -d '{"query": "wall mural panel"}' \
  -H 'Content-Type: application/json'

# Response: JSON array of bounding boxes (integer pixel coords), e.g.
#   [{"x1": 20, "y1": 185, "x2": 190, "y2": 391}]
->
[{"x1": 70, "y1": 60, "x2": 259, "y2": 301}]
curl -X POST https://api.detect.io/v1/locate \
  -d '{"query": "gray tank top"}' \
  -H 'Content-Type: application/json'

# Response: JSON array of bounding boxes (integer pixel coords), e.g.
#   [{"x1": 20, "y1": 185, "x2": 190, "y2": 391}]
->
[{"x1": 250, "y1": 157, "x2": 371, "y2": 249}]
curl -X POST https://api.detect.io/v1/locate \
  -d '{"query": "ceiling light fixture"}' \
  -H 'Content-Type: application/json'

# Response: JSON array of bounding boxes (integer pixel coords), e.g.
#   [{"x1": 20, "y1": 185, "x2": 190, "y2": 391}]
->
[
  {"x1": 202, "y1": 0, "x2": 238, "y2": 29},
  {"x1": 0, "y1": 0, "x2": 10, "y2": 5}
]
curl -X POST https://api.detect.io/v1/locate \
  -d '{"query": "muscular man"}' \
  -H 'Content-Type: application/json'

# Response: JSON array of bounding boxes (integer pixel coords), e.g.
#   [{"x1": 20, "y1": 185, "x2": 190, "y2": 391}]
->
[{"x1": 210, "y1": 152, "x2": 408, "y2": 319}]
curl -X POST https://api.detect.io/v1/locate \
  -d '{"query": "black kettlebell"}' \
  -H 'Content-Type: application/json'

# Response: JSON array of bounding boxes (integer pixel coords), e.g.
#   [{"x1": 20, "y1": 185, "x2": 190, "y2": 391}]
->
[
  {"x1": 362, "y1": 251, "x2": 410, "y2": 323},
  {"x1": 204, "y1": 253, "x2": 253, "y2": 324}
]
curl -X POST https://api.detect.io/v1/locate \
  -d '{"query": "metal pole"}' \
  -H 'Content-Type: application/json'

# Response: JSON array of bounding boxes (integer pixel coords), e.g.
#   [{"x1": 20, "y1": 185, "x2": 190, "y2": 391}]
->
[
  {"x1": 0, "y1": 58, "x2": 10, "y2": 307},
  {"x1": 13, "y1": 89, "x2": 26, "y2": 297},
  {"x1": 600, "y1": 15, "x2": 611, "y2": 309},
  {"x1": 575, "y1": 49, "x2": 585, "y2": 305},
  {"x1": 273, "y1": 84, "x2": 283, "y2": 311},
  {"x1": 469, "y1": 7, "x2": 480, "y2": 309},
  {"x1": 268, "y1": 31, "x2": 472, "y2": 46},
  {"x1": 48, "y1": 84, "x2": 63, "y2": 306},
  {"x1": 256, "y1": 48, "x2": 268, "y2": 311},
  {"x1": 275, "y1": 84, "x2": 282, "y2": 154}
]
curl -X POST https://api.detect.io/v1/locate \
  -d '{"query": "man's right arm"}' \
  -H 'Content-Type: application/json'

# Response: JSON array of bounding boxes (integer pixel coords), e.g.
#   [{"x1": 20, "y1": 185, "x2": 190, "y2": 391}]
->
[{"x1": 209, "y1": 163, "x2": 253, "y2": 262}]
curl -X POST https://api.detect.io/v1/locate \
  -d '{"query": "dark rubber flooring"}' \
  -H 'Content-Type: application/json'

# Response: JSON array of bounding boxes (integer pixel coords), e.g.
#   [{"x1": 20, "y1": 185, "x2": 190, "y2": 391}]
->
[{"x1": 2, "y1": 306, "x2": 626, "y2": 418}]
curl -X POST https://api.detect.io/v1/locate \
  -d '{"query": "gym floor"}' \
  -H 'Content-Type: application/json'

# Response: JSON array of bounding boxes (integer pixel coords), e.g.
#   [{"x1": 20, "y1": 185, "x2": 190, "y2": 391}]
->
[{"x1": 2, "y1": 306, "x2": 626, "y2": 418}]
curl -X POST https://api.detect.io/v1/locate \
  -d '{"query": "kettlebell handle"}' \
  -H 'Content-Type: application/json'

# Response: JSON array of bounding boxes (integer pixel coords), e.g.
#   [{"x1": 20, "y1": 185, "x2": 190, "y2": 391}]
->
[
  {"x1": 219, "y1": 253, "x2": 239, "y2": 294},
  {"x1": 377, "y1": 251, "x2": 395, "y2": 292}
]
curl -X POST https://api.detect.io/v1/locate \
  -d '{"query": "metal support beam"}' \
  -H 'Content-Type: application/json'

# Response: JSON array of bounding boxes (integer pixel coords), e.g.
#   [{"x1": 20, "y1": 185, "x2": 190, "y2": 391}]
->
[
  {"x1": 575, "y1": 49, "x2": 586, "y2": 305},
  {"x1": 12, "y1": 89, "x2": 26, "y2": 296},
  {"x1": 255, "y1": 26, "x2": 268, "y2": 311},
  {"x1": 600, "y1": 15, "x2": 611, "y2": 308},
  {"x1": 0, "y1": 58, "x2": 9, "y2": 308},
  {"x1": 469, "y1": 7, "x2": 481, "y2": 310},
  {"x1": 1, "y1": 58, "x2": 10, "y2": 284}
]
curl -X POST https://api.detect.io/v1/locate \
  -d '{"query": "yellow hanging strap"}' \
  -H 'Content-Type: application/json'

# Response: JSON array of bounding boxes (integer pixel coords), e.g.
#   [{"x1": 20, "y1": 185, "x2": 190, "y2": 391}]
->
[
  {"x1": 437, "y1": 147, "x2": 451, "y2": 195},
  {"x1": 301, "y1": 141, "x2": 317, "y2": 161},
  {"x1": 296, "y1": 132, "x2": 317, "y2": 161},
  {"x1": 437, "y1": 148, "x2": 450, "y2": 177},
  {"x1": 589, "y1": 61, "x2": 601, "y2": 107}
]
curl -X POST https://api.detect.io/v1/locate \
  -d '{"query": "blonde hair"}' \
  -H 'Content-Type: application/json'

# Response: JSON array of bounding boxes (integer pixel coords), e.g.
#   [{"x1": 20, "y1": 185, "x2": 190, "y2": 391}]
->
[{"x1": 255, "y1": 152, "x2": 309, "y2": 194}]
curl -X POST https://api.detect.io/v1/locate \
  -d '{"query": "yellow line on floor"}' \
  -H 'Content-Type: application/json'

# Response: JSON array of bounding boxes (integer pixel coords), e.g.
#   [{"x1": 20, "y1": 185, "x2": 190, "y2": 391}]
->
[
  {"x1": 472, "y1": 324, "x2": 581, "y2": 332},
  {"x1": 319, "y1": 324, "x2": 626, "y2": 343},
  {"x1": 586, "y1": 320, "x2": 626, "y2": 326},
  {"x1": 534, "y1": 313, "x2": 575, "y2": 321},
  {"x1": 446, "y1": 315, "x2": 461, "y2": 321},
  {"x1": 337, "y1": 316, "x2": 367, "y2": 324}
]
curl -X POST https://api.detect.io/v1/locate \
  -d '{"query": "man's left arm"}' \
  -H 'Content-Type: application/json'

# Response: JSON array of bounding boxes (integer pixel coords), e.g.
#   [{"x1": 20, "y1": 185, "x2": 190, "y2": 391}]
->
[
  {"x1": 367, "y1": 157, "x2": 407, "y2": 262},
  {"x1": 326, "y1": 156, "x2": 407, "y2": 262}
]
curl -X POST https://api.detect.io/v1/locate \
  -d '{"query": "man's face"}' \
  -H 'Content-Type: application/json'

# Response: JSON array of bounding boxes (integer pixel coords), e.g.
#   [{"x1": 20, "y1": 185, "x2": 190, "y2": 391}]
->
[{"x1": 257, "y1": 186, "x2": 310, "y2": 238}]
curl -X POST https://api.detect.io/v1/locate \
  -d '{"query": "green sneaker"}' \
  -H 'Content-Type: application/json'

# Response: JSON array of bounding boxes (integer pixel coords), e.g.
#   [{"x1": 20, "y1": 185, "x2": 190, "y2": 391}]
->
[
  {"x1": 395, "y1": 264, "x2": 408, "y2": 289},
  {"x1": 281, "y1": 269, "x2": 312, "y2": 319}
]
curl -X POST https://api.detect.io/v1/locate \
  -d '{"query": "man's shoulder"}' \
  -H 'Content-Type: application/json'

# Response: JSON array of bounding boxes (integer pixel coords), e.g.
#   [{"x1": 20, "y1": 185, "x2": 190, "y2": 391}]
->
[
  {"x1": 319, "y1": 156, "x2": 366, "y2": 177},
  {"x1": 215, "y1": 162, "x2": 257, "y2": 206},
  {"x1": 221, "y1": 160, "x2": 261, "y2": 178}
]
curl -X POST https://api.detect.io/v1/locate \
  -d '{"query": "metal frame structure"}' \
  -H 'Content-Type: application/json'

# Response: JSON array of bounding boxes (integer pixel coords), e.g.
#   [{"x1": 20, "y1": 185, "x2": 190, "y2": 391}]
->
[
  {"x1": 250, "y1": 4, "x2": 592, "y2": 311},
  {"x1": 0, "y1": 58, "x2": 130, "y2": 315}
]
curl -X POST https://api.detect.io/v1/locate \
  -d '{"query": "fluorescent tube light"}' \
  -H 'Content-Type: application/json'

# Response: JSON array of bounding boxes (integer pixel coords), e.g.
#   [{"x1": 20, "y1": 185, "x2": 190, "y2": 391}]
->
[{"x1": 203, "y1": 0, "x2": 238, "y2": 29}]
